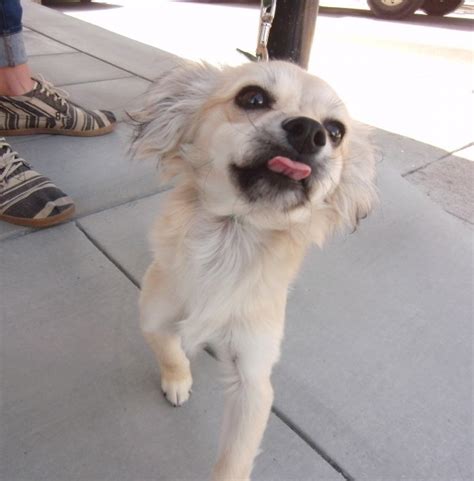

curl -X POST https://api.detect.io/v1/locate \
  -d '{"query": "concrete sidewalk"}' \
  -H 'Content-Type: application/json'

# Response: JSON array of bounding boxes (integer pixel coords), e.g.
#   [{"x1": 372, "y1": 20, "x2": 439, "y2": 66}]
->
[{"x1": 1, "y1": 2, "x2": 472, "y2": 481}]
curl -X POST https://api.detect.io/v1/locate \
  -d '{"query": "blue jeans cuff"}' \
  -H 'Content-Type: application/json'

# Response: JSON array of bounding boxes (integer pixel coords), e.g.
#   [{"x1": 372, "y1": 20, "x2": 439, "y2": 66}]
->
[{"x1": 0, "y1": 30, "x2": 27, "y2": 67}]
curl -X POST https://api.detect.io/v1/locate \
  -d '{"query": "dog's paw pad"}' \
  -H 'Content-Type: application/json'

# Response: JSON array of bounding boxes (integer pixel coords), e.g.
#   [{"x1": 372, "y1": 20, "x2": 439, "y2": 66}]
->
[{"x1": 161, "y1": 375, "x2": 192, "y2": 407}]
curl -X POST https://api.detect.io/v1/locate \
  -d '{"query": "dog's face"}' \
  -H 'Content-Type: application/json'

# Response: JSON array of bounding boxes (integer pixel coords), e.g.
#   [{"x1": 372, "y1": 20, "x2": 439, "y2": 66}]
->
[{"x1": 134, "y1": 61, "x2": 376, "y2": 237}]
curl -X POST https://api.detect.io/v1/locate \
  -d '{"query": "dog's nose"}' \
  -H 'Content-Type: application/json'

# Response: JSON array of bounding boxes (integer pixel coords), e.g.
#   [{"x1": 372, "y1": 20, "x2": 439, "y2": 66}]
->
[{"x1": 282, "y1": 117, "x2": 326, "y2": 154}]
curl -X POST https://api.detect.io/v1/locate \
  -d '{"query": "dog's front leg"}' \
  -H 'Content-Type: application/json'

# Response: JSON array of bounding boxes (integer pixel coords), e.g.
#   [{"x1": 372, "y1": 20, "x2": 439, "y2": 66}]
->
[
  {"x1": 211, "y1": 329, "x2": 282, "y2": 481},
  {"x1": 140, "y1": 261, "x2": 192, "y2": 407}
]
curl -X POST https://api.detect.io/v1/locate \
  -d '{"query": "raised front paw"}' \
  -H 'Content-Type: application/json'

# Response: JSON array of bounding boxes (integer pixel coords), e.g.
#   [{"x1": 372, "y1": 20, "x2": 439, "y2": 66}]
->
[{"x1": 161, "y1": 370, "x2": 193, "y2": 407}]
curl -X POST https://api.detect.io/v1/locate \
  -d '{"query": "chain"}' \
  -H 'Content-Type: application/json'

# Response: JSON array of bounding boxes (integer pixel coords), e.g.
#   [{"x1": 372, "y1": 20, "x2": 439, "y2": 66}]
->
[{"x1": 256, "y1": 0, "x2": 277, "y2": 61}]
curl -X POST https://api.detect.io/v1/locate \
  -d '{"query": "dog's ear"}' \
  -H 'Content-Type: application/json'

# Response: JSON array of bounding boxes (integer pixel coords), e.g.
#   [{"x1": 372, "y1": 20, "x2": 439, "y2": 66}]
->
[
  {"x1": 130, "y1": 60, "x2": 219, "y2": 170},
  {"x1": 330, "y1": 122, "x2": 378, "y2": 231}
]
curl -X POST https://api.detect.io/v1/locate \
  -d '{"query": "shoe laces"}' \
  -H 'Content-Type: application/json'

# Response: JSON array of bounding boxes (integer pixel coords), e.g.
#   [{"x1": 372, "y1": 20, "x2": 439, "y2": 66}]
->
[
  {"x1": 0, "y1": 142, "x2": 30, "y2": 186},
  {"x1": 35, "y1": 74, "x2": 70, "y2": 110}
]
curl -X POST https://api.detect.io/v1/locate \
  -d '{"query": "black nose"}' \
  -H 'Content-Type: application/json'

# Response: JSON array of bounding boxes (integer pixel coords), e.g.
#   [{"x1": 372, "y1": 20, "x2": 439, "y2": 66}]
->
[{"x1": 282, "y1": 117, "x2": 326, "y2": 154}]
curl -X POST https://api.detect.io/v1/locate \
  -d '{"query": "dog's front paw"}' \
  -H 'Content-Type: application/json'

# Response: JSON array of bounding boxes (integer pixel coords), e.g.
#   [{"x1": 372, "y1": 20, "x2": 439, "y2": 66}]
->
[
  {"x1": 211, "y1": 463, "x2": 251, "y2": 481},
  {"x1": 161, "y1": 370, "x2": 193, "y2": 407}
]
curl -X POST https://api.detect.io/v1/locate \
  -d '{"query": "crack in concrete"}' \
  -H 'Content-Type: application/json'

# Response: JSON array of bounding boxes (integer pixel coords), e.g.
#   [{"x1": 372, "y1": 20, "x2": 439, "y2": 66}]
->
[
  {"x1": 272, "y1": 405, "x2": 354, "y2": 481},
  {"x1": 25, "y1": 25, "x2": 155, "y2": 82},
  {"x1": 403, "y1": 141, "x2": 473, "y2": 177},
  {"x1": 75, "y1": 220, "x2": 141, "y2": 288}
]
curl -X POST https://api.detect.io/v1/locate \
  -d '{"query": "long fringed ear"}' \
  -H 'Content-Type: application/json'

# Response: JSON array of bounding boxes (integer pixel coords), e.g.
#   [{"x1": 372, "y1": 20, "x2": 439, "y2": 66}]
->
[
  {"x1": 130, "y1": 60, "x2": 220, "y2": 176},
  {"x1": 330, "y1": 121, "x2": 378, "y2": 231}
]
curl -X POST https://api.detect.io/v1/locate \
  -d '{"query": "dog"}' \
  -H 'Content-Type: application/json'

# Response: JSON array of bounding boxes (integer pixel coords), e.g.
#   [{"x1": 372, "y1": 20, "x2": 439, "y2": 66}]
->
[{"x1": 132, "y1": 59, "x2": 376, "y2": 481}]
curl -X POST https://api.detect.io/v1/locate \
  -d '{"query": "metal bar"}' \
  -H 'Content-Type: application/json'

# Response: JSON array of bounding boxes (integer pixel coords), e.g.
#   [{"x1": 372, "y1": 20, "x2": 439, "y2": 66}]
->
[{"x1": 267, "y1": 0, "x2": 319, "y2": 69}]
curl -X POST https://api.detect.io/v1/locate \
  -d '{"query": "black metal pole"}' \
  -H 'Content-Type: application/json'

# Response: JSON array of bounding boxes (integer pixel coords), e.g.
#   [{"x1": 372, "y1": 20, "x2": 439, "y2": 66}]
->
[{"x1": 267, "y1": 0, "x2": 319, "y2": 69}]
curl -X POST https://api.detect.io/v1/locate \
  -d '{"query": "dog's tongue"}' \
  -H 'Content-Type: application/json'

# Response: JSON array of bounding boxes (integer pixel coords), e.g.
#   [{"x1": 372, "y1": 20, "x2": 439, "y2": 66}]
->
[{"x1": 267, "y1": 156, "x2": 311, "y2": 181}]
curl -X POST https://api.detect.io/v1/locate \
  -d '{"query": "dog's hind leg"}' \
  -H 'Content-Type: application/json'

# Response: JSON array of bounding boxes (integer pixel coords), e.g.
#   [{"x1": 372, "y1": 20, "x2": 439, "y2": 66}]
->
[
  {"x1": 211, "y1": 329, "x2": 282, "y2": 481},
  {"x1": 140, "y1": 262, "x2": 192, "y2": 407}
]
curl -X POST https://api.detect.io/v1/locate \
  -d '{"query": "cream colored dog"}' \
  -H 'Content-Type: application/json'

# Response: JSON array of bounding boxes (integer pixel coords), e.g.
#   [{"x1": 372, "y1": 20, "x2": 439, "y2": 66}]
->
[{"x1": 133, "y1": 60, "x2": 376, "y2": 481}]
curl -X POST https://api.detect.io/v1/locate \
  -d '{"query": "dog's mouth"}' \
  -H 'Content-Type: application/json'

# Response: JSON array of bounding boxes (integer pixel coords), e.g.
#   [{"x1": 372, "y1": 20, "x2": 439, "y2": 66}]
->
[
  {"x1": 267, "y1": 156, "x2": 312, "y2": 181},
  {"x1": 230, "y1": 148, "x2": 321, "y2": 206}
]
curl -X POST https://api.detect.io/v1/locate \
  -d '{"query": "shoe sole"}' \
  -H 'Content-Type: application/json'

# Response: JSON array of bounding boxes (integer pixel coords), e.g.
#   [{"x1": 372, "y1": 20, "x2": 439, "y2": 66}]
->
[
  {"x1": 0, "y1": 123, "x2": 116, "y2": 137},
  {"x1": 0, "y1": 204, "x2": 75, "y2": 228}
]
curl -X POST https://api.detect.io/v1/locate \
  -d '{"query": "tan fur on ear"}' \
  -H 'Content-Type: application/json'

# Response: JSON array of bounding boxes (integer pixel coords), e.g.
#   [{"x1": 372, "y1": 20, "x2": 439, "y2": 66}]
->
[
  {"x1": 329, "y1": 121, "x2": 378, "y2": 231},
  {"x1": 130, "y1": 60, "x2": 220, "y2": 179},
  {"x1": 307, "y1": 122, "x2": 377, "y2": 248}
]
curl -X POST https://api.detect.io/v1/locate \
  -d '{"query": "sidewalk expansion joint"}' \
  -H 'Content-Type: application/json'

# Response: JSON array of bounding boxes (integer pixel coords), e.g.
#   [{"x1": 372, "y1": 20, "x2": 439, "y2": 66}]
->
[
  {"x1": 0, "y1": 225, "x2": 34, "y2": 243},
  {"x1": 29, "y1": 51, "x2": 74, "y2": 58},
  {"x1": 0, "y1": 189, "x2": 170, "y2": 243},
  {"x1": 56, "y1": 75, "x2": 135, "y2": 87},
  {"x1": 271, "y1": 405, "x2": 355, "y2": 481},
  {"x1": 402, "y1": 141, "x2": 473, "y2": 177},
  {"x1": 203, "y1": 347, "x2": 352, "y2": 479},
  {"x1": 56, "y1": 76, "x2": 146, "y2": 89},
  {"x1": 25, "y1": 26, "x2": 153, "y2": 82},
  {"x1": 444, "y1": 209, "x2": 474, "y2": 227},
  {"x1": 75, "y1": 220, "x2": 141, "y2": 289},
  {"x1": 75, "y1": 187, "x2": 172, "y2": 222}
]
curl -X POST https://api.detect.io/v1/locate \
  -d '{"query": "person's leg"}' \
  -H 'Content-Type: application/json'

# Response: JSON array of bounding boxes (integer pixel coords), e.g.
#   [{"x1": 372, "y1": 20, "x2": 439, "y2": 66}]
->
[
  {"x1": 0, "y1": 0, "x2": 35, "y2": 94},
  {"x1": 0, "y1": 64, "x2": 35, "y2": 95},
  {"x1": 0, "y1": 0, "x2": 116, "y2": 136},
  {"x1": 0, "y1": 1, "x2": 115, "y2": 227},
  {"x1": 0, "y1": 1, "x2": 74, "y2": 227}
]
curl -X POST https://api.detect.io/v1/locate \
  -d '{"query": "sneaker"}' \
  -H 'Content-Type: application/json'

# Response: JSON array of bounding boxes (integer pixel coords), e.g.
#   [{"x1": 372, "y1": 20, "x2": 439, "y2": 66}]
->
[
  {"x1": 0, "y1": 139, "x2": 75, "y2": 227},
  {"x1": 0, "y1": 75, "x2": 116, "y2": 137}
]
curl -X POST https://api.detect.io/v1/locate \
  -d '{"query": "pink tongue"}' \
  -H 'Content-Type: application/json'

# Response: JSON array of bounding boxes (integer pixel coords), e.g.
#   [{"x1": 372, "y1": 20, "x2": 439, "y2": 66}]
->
[{"x1": 267, "y1": 156, "x2": 312, "y2": 181}]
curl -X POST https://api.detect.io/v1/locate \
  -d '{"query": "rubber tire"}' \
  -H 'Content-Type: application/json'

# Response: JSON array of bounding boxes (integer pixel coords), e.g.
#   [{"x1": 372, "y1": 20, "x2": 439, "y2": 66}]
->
[
  {"x1": 421, "y1": 0, "x2": 463, "y2": 15},
  {"x1": 367, "y1": 0, "x2": 425, "y2": 19}
]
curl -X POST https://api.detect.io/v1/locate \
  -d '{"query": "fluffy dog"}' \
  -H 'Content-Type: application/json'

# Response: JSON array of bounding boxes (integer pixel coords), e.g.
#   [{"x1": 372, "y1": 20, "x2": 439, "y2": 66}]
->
[{"x1": 132, "y1": 60, "x2": 376, "y2": 481}]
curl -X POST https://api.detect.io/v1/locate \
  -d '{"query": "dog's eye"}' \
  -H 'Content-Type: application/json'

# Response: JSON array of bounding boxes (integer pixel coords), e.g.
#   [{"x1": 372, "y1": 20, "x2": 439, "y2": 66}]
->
[
  {"x1": 324, "y1": 120, "x2": 345, "y2": 146},
  {"x1": 235, "y1": 86, "x2": 273, "y2": 110}
]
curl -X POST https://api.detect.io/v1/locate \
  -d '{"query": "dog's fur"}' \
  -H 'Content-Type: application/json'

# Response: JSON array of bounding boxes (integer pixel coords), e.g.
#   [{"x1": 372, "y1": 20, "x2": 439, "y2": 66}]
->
[{"x1": 132, "y1": 60, "x2": 376, "y2": 481}]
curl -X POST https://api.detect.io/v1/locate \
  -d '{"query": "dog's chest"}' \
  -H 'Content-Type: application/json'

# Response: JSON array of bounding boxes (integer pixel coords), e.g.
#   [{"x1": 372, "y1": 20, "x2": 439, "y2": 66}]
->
[
  {"x1": 182, "y1": 217, "x2": 292, "y2": 321},
  {"x1": 187, "y1": 219, "x2": 260, "y2": 299},
  {"x1": 166, "y1": 211, "x2": 306, "y2": 352}
]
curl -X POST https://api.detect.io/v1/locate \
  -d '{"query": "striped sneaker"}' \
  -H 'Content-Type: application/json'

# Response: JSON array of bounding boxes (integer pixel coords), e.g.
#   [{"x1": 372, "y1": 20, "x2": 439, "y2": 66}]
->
[
  {"x1": 0, "y1": 75, "x2": 116, "y2": 136},
  {"x1": 0, "y1": 139, "x2": 75, "y2": 227}
]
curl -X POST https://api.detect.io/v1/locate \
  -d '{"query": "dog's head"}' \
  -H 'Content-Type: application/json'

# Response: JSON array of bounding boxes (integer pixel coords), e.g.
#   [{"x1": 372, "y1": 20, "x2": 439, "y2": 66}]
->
[{"x1": 132, "y1": 60, "x2": 376, "y2": 242}]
